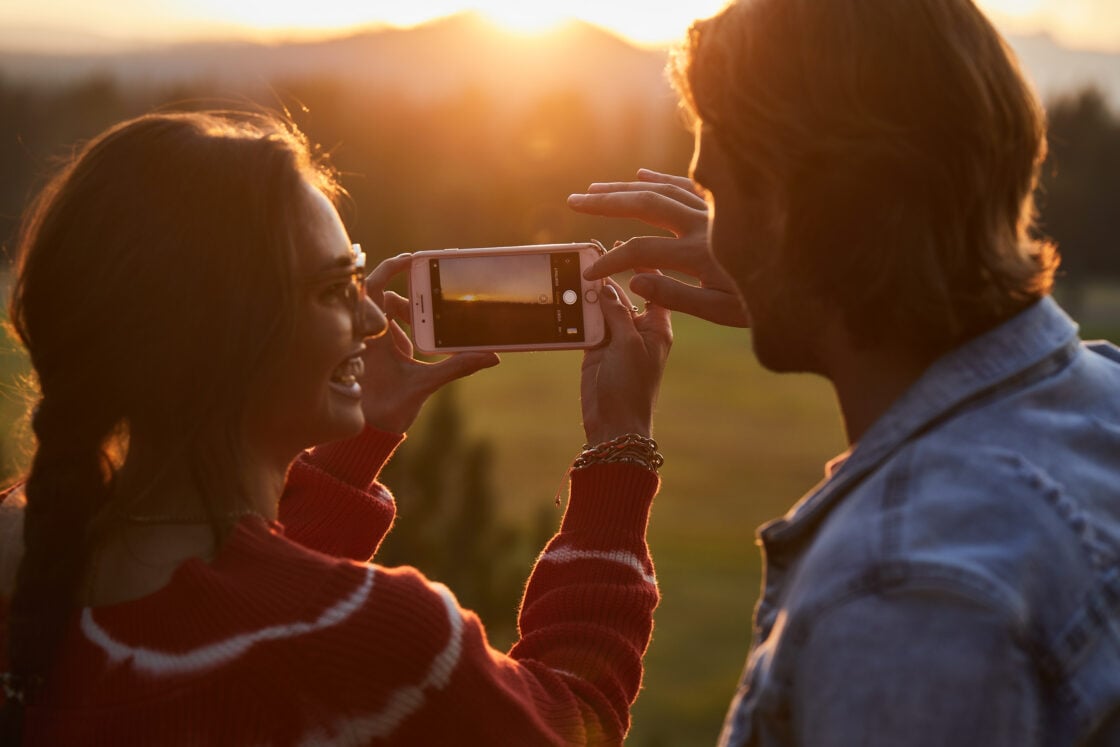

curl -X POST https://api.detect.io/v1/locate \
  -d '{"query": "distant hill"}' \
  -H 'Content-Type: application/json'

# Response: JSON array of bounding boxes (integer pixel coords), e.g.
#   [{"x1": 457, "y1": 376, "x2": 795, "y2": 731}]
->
[
  {"x1": 1006, "y1": 33, "x2": 1120, "y2": 105},
  {"x1": 0, "y1": 14, "x2": 673, "y2": 106},
  {"x1": 0, "y1": 12, "x2": 1117, "y2": 110}
]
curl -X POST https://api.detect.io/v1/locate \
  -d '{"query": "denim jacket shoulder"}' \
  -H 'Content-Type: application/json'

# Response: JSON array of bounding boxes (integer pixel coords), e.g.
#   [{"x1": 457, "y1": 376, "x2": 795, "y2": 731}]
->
[{"x1": 722, "y1": 301, "x2": 1120, "y2": 747}]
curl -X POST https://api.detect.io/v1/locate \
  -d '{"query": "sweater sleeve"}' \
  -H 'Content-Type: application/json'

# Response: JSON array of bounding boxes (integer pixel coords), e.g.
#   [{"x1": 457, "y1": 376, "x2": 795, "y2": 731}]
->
[
  {"x1": 292, "y1": 461, "x2": 660, "y2": 746},
  {"x1": 278, "y1": 427, "x2": 404, "y2": 562}
]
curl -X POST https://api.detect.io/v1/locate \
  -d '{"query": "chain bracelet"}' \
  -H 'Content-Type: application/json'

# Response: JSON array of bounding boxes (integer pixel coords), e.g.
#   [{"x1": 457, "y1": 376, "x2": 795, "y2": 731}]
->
[{"x1": 571, "y1": 433, "x2": 664, "y2": 473}]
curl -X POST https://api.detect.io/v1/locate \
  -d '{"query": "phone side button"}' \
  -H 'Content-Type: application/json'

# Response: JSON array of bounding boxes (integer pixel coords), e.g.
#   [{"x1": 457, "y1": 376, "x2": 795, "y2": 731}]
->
[{"x1": 584, "y1": 289, "x2": 599, "y2": 304}]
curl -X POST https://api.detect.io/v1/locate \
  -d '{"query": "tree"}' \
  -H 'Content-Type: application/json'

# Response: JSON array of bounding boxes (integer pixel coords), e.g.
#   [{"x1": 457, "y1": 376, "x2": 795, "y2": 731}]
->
[
  {"x1": 1039, "y1": 86, "x2": 1120, "y2": 306},
  {"x1": 378, "y1": 388, "x2": 554, "y2": 647}
]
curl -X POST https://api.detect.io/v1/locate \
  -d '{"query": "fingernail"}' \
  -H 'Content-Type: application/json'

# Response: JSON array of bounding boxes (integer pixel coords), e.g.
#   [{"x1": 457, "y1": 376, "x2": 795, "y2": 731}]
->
[
  {"x1": 604, "y1": 285, "x2": 620, "y2": 302},
  {"x1": 612, "y1": 240, "x2": 623, "y2": 249},
  {"x1": 567, "y1": 194, "x2": 584, "y2": 204}
]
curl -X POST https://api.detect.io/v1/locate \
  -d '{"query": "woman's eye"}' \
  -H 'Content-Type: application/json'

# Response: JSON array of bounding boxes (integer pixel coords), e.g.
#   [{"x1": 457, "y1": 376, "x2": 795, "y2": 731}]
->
[{"x1": 321, "y1": 282, "x2": 351, "y2": 304}]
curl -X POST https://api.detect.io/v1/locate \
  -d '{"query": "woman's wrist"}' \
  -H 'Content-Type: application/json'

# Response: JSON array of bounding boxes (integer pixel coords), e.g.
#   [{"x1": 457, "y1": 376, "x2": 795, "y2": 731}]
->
[{"x1": 584, "y1": 419, "x2": 652, "y2": 446}]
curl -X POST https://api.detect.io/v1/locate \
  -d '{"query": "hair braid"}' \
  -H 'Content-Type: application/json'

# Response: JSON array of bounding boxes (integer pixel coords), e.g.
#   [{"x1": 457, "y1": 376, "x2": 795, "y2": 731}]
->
[{"x1": 1, "y1": 396, "x2": 117, "y2": 740}]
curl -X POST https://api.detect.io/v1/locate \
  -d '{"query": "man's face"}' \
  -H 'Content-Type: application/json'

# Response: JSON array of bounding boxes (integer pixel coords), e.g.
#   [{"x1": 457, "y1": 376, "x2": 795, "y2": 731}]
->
[{"x1": 691, "y1": 126, "x2": 829, "y2": 374}]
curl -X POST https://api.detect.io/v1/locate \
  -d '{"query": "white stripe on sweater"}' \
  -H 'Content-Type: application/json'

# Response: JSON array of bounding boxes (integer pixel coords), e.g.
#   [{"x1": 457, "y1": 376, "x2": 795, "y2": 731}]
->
[
  {"x1": 538, "y1": 546, "x2": 656, "y2": 586},
  {"x1": 81, "y1": 565, "x2": 376, "y2": 676},
  {"x1": 297, "y1": 583, "x2": 465, "y2": 745}
]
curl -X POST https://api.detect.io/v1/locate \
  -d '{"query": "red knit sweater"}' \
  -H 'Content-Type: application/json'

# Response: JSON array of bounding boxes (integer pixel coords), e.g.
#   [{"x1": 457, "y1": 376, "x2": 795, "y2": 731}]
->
[{"x1": 0, "y1": 428, "x2": 660, "y2": 746}]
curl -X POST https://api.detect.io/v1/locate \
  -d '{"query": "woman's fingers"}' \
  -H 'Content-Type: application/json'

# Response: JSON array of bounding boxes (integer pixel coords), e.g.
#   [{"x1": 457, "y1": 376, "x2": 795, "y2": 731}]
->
[
  {"x1": 382, "y1": 290, "x2": 412, "y2": 325},
  {"x1": 415, "y1": 352, "x2": 500, "y2": 394},
  {"x1": 365, "y1": 253, "x2": 412, "y2": 298}
]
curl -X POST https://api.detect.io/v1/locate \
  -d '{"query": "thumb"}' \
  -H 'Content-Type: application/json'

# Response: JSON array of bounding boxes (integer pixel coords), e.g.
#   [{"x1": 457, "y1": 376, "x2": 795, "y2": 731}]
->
[{"x1": 419, "y1": 352, "x2": 500, "y2": 393}]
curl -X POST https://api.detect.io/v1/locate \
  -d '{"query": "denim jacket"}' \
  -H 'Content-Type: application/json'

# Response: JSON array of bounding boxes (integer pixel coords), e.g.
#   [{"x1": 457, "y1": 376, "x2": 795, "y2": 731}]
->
[{"x1": 720, "y1": 297, "x2": 1120, "y2": 747}]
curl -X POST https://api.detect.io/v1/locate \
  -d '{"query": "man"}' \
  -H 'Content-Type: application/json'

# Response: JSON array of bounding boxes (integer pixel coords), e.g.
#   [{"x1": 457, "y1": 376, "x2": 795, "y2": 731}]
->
[{"x1": 569, "y1": 0, "x2": 1120, "y2": 744}]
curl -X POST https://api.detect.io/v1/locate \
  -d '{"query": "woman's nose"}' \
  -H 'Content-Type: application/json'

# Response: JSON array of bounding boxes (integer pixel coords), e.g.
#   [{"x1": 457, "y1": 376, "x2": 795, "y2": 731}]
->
[{"x1": 358, "y1": 294, "x2": 388, "y2": 340}]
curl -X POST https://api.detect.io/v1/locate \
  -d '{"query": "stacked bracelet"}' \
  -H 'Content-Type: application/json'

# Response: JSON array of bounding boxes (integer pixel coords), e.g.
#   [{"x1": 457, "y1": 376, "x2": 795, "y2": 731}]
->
[{"x1": 571, "y1": 433, "x2": 664, "y2": 473}]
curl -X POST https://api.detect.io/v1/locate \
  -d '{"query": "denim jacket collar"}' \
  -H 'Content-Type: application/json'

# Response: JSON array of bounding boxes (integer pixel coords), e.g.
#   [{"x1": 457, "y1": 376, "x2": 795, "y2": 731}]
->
[{"x1": 759, "y1": 296, "x2": 1081, "y2": 549}]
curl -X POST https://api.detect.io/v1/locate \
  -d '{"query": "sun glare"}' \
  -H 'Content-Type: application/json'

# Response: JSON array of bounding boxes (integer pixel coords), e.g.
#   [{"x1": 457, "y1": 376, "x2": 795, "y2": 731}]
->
[
  {"x1": 981, "y1": 0, "x2": 1047, "y2": 17},
  {"x1": 476, "y1": 4, "x2": 573, "y2": 35},
  {"x1": 3, "y1": 0, "x2": 1117, "y2": 53}
]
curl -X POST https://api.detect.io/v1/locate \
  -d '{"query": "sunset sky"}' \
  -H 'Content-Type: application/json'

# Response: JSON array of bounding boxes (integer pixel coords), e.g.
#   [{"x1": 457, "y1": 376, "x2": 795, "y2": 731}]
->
[
  {"x1": 438, "y1": 254, "x2": 553, "y2": 305},
  {"x1": 1, "y1": 0, "x2": 1119, "y2": 53}
]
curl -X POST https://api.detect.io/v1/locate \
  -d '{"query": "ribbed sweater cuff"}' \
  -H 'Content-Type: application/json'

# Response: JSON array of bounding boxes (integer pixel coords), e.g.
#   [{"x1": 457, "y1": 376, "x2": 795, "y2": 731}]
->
[
  {"x1": 561, "y1": 463, "x2": 659, "y2": 543},
  {"x1": 305, "y1": 427, "x2": 406, "y2": 489}
]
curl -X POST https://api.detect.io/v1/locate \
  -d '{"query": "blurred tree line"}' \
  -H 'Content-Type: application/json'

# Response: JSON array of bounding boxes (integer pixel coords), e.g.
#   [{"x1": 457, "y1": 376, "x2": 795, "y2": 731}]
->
[
  {"x1": 1038, "y1": 86, "x2": 1120, "y2": 318},
  {"x1": 0, "y1": 71, "x2": 1118, "y2": 638}
]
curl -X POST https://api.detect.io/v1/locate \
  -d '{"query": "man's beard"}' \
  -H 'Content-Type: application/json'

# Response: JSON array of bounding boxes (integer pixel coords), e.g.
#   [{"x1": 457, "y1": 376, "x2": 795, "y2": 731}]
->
[{"x1": 744, "y1": 277, "x2": 831, "y2": 376}]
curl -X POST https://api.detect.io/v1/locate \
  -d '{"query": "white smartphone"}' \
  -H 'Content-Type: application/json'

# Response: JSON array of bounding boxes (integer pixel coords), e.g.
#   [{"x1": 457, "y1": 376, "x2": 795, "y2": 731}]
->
[{"x1": 408, "y1": 242, "x2": 607, "y2": 354}]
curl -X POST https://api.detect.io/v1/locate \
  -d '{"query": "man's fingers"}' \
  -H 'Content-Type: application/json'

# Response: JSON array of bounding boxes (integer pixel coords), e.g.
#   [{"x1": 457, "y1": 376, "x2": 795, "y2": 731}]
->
[
  {"x1": 567, "y1": 189, "x2": 707, "y2": 234},
  {"x1": 579, "y1": 179, "x2": 708, "y2": 212},
  {"x1": 585, "y1": 236, "x2": 707, "y2": 279},
  {"x1": 636, "y1": 169, "x2": 703, "y2": 198},
  {"x1": 628, "y1": 274, "x2": 750, "y2": 328}
]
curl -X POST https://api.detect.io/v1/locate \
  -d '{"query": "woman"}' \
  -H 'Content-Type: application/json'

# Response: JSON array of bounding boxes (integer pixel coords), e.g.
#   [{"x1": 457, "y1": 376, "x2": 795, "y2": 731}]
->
[{"x1": 0, "y1": 110, "x2": 671, "y2": 745}]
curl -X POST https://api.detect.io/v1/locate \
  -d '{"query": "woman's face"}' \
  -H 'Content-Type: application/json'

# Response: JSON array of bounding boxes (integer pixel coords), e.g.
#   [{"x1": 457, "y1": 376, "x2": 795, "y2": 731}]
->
[{"x1": 245, "y1": 180, "x2": 386, "y2": 463}]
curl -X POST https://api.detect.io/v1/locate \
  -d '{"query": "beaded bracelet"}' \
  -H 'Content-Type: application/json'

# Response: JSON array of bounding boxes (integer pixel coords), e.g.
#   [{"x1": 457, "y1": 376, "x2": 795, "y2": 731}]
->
[{"x1": 572, "y1": 433, "x2": 664, "y2": 473}]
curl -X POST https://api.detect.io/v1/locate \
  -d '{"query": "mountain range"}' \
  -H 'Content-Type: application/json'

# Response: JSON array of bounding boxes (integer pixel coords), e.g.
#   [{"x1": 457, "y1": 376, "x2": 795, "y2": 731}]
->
[{"x1": 1, "y1": 12, "x2": 1117, "y2": 109}]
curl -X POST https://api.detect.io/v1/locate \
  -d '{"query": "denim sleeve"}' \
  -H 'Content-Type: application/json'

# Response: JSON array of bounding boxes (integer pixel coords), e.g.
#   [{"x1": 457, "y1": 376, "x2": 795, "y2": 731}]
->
[{"x1": 792, "y1": 587, "x2": 1039, "y2": 746}]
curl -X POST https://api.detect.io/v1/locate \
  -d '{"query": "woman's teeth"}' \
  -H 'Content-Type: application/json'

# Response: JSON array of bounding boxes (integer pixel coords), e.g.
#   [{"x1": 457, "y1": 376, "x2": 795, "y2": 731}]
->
[{"x1": 329, "y1": 356, "x2": 364, "y2": 397}]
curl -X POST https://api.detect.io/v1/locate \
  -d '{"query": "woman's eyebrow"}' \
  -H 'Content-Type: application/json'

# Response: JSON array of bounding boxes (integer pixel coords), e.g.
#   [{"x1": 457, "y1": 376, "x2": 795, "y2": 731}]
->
[{"x1": 314, "y1": 254, "x2": 358, "y2": 274}]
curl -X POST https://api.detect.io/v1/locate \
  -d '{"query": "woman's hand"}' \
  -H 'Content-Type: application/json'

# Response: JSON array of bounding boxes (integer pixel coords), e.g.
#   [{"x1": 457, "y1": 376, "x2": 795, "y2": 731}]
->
[
  {"x1": 358, "y1": 254, "x2": 499, "y2": 434},
  {"x1": 580, "y1": 279, "x2": 673, "y2": 445},
  {"x1": 568, "y1": 169, "x2": 749, "y2": 328}
]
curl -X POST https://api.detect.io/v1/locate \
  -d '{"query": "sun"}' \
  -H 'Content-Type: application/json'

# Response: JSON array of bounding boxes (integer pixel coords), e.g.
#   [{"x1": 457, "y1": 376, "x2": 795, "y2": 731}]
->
[{"x1": 474, "y1": 3, "x2": 573, "y2": 34}]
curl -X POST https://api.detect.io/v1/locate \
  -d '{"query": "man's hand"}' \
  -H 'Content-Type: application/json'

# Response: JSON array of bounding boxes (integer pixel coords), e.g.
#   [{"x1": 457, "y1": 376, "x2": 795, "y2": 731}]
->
[{"x1": 568, "y1": 169, "x2": 749, "y2": 328}]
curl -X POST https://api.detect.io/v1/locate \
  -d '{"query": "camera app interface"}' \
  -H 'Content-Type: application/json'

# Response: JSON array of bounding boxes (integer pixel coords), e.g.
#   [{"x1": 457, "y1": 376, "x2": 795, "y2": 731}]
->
[{"x1": 430, "y1": 251, "x2": 586, "y2": 346}]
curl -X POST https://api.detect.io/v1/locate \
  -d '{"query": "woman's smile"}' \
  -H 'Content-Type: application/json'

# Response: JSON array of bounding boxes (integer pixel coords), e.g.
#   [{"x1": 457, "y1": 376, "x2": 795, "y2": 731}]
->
[{"x1": 328, "y1": 350, "x2": 366, "y2": 399}]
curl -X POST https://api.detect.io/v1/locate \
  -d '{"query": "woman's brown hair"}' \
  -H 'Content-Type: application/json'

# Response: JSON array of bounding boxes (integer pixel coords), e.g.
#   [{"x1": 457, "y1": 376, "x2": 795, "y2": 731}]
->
[{"x1": 1, "y1": 110, "x2": 341, "y2": 739}]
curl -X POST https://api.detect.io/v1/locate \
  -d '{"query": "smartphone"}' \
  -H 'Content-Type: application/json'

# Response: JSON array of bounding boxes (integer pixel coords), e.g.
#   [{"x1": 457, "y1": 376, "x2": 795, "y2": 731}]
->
[{"x1": 408, "y1": 242, "x2": 606, "y2": 354}]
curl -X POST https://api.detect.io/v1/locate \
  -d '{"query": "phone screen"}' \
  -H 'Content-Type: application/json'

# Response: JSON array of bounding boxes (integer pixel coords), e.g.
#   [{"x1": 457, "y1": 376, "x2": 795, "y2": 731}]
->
[{"x1": 429, "y1": 251, "x2": 586, "y2": 347}]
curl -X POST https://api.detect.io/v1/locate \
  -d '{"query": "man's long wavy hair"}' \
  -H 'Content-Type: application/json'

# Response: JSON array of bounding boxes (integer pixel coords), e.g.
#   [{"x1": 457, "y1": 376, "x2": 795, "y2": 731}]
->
[
  {"x1": 673, "y1": 0, "x2": 1059, "y2": 354},
  {"x1": 0, "y1": 110, "x2": 342, "y2": 740}
]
